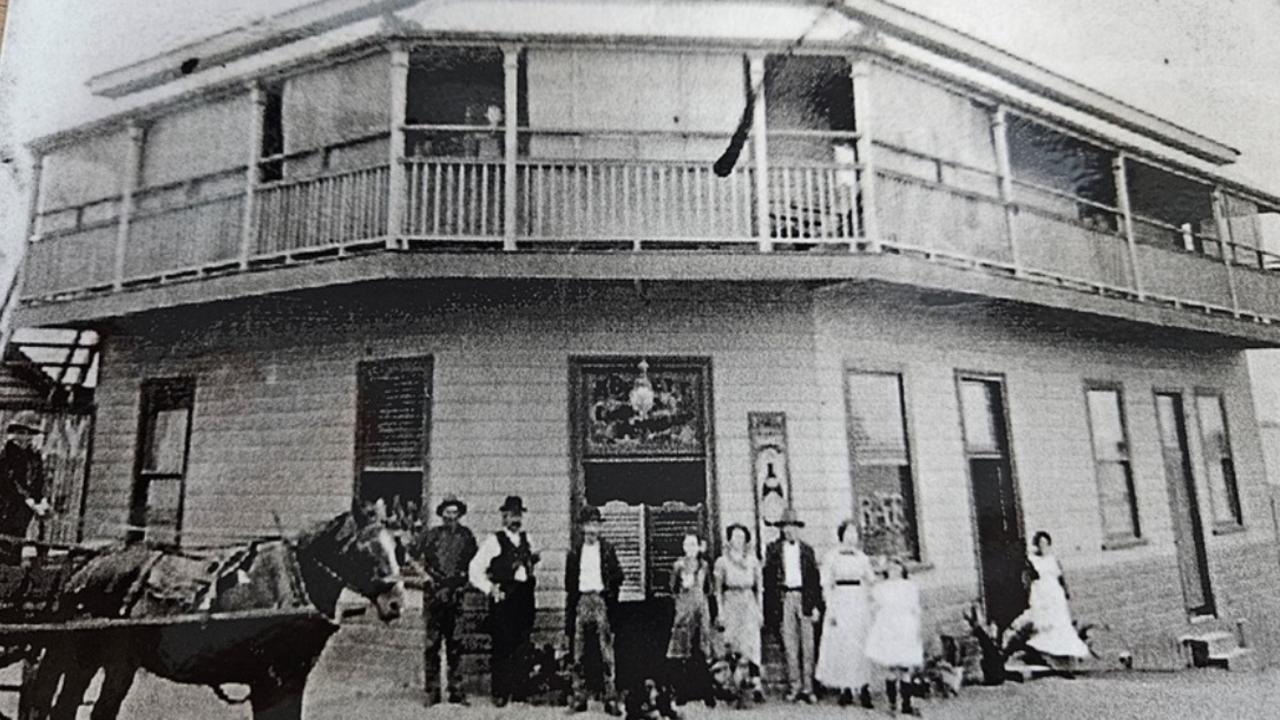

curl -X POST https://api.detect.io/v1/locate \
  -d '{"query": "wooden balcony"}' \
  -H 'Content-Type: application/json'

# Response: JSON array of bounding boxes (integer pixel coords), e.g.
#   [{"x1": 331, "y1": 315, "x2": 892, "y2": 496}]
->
[{"x1": 18, "y1": 133, "x2": 1280, "y2": 338}]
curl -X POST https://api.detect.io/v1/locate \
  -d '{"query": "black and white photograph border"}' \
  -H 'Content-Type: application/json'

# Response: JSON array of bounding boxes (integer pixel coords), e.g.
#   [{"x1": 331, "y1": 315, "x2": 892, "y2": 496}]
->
[{"x1": 2, "y1": 1, "x2": 1280, "y2": 718}]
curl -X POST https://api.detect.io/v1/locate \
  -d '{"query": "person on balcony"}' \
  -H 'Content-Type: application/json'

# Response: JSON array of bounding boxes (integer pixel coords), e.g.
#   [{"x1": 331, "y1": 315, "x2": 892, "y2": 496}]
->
[
  {"x1": 412, "y1": 493, "x2": 478, "y2": 706},
  {"x1": 469, "y1": 495, "x2": 541, "y2": 707},
  {"x1": 564, "y1": 505, "x2": 623, "y2": 716},
  {"x1": 0, "y1": 416, "x2": 49, "y2": 564},
  {"x1": 762, "y1": 508, "x2": 822, "y2": 704}
]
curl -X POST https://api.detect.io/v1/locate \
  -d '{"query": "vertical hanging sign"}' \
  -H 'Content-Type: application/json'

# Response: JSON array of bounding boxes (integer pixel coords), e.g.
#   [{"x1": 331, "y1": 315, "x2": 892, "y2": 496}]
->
[{"x1": 749, "y1": 412, "x2": 792, "y2": 551}]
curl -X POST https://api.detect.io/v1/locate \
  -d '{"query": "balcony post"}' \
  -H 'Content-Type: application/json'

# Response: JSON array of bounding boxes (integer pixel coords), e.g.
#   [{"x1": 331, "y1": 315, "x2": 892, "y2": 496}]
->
[
  {"x1": 990, "y1": 106, "x2": 1020, "y2": 273},
  {"x1": 386, "y1": 45, "x2": 410, "y2": 250},
  {"x1": 851, "y1": 59, "x2": 879, "y2": 252},
  {"x1": 1212, "y1": 187, "x2": 1241, "y2": 316},
  {"x1": 749, "y1": 53, "x2": 771, "y2": 252},
  {"x1": 1112, "y1": 154, "x2": 1144, "y2": 300},
  {"x1": 240, "y1": 82, "x2": 265, "y2": 269},
  {"x1": 502, "y1": 45, "x2": 520, "y2": 251},
  {"x1": 114, "y1": 122, "x2": 145, "y2": 289},
  {"x1": 15, "y1": 154, "x2": 44, "y2": 305}
]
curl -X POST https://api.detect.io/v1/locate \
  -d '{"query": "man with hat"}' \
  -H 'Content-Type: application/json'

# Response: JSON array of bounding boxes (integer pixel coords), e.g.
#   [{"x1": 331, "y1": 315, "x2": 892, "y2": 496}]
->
[
  {"x1": 762, "y1": 507, "x2": 822, "y2": 704},
  {"x1": 0, "y1": 415, "x2": 49, "y2": 564},
  {"x1": 469, "y1": 495, "x2": 541, "y2": 707},
  {"x1": 564, "y1": 505, "x2": 623, "y2": 716},
  {"x1": 411, "y1": 493, "x2": 478, "y2": 705}
]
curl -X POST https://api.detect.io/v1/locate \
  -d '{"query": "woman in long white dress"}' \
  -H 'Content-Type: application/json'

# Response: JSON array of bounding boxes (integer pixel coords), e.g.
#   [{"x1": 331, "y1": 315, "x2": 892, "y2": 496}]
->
[
  {"x1": 814, "y1": 520, "x2": 876, "y2": 708},
  {"x1": 713, "y1": 524, "x2": 764, "y2": 703},
  {"x1": 1023, "y1": 531, "x2": 1090, "y2": 659}
]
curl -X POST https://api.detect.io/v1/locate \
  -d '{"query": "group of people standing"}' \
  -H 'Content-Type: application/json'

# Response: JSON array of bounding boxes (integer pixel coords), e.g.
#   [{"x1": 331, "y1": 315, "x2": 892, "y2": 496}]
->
[{"x1": 408, "y1": 495, "x2": 928, "y2": 716}]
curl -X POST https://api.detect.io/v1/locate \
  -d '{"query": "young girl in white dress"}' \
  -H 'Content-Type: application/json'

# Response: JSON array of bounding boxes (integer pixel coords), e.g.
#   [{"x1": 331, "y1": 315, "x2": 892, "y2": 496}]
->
[
  {"x1": 1023, "y1": 531, "x2": 1090, "y2": 660},
  {"x1": 814, "y1": 520, "x2": 876, "y2": 708},
  {"x1": 865, "y1": 558, "x2": 924, "y2": 716}
]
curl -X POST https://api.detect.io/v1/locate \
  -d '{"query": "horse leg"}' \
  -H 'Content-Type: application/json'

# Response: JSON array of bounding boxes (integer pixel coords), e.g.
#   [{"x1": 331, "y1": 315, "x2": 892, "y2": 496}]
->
[
  {"x1": 22, "y1": 641, "x2": 71, "y2": 720},
  {"x1": 87, "y1": 659, "x2": 137, "y2": 720},
  {"x1": 250, "y1": 674, "x2": 308, "y2": 720}
]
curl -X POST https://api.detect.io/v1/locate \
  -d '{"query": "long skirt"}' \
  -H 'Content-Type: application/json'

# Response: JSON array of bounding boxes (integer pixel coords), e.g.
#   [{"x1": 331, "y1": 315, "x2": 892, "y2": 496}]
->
[
  {"x1": 814, "y1": 585, "x2": 872, "y2": 690},
  {"x1": 717, "y1": 588, "x2": 762, "y2": 666},
  {"x1": 1025, "y1": 579, "x2": 1090, "y2": 659}
]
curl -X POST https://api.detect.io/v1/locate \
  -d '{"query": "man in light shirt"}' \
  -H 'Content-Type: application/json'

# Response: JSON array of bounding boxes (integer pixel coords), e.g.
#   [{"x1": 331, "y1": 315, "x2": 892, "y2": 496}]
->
[
  {"x1": 564, "y1": 505, "x2": 623, "y2": 715},
  {"x1": 762, "y1": 507, "x2": 822, "y2": 704},
  {"x1": 469, "y1": 495, "x2": 541, "y2": 707}
]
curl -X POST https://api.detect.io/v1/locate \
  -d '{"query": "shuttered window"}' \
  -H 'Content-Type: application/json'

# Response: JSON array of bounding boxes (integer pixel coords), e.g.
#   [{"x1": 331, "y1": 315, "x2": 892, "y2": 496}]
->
[
  {"x1": 1195, "y1": 392, "x2": 1243, "y2": 527},
  {"x1": 132, "y1": 378, "x2": 195, "y2": 545},
  {"x1": 845, "y1": 371, "x2": 920, "y2": 560},
  {"x1": 1085, "y1": 385, "x2": 1141, "y2": 541},
  {"x1": 356, "y1": 357, "x2": 432, "y2": 525}
]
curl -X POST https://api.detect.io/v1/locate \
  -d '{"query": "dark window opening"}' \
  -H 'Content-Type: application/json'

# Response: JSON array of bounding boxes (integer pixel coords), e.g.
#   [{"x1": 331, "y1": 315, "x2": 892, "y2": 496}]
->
[
  {"x1": 130, "y1": 378, "x2": 195, "y2": 545},
  {"x1": 260, "y1": 85, "x2": 285, "y2": 182},
  {"x1": 406, "y1": 47, "x2": 518, "y2": 158},
  {"x1": 1126, "y1": 160, "x2": 1218, "y2": 255},
  {"x1": 764, "y1": 54, "x2": 854, "y2": 163},
  {"x1": 1007, "y1": 115, "x2": 1118, "y2": 232},
  {"x1": 356, "y1": 357, "x2": 431, "y2": 530}
]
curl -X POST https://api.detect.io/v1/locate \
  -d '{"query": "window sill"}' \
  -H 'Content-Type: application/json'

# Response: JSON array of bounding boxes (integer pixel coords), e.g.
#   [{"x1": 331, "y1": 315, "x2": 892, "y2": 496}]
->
[
  {"x1": 904, "y1": 560, "x2": 935, "y2": 574},
  {"x1": 1211, "y1": 524, "x2": 1247, "y2": 536},
  {"x1": 1102, "y1": 536, "x2": 1148, "y2": 551}
]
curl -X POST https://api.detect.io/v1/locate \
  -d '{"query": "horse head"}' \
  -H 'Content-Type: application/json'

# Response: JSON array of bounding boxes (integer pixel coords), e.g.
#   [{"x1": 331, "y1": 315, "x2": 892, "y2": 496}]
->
[{"x1": 299, "y1": 501, "x2": 405, "y2": 622}]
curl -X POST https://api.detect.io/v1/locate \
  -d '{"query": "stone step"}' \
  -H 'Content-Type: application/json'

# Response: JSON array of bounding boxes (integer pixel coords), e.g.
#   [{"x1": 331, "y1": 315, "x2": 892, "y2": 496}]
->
[
  {"x1": 1002, "y1": 659, "x2": 1056, "y2": 682},
  {"x1": 1180, "y1": 630, "x2": 1238, "y2": 667},
  {"x1": 1206, "y1": 647, "x2": 1259, "y2": 672}
]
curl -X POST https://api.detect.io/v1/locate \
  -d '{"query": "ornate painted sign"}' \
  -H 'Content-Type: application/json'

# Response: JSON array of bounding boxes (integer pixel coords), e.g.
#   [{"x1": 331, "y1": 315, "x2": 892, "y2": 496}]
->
[
  {"x1": 582, "y1": 365, "x2": 704, "y2": 457},
  {"x1": 749, "y1": 412, "x2": 792, "y2": 549}
]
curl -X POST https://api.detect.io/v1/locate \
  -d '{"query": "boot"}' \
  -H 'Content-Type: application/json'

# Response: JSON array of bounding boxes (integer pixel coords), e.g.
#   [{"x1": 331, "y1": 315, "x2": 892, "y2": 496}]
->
[
  {"x1": 899, "y1": 680, "x2": 920, "y2": 716},
  {"x1": 885, "y1": 679, "x2": 898, "y2": 712}
]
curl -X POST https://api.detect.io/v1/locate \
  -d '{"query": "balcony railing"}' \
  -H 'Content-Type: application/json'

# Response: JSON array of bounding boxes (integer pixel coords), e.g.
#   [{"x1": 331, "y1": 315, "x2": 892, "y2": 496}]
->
[{"x1": 20, "y1": 127, "x2": 1280, "y2": 329}]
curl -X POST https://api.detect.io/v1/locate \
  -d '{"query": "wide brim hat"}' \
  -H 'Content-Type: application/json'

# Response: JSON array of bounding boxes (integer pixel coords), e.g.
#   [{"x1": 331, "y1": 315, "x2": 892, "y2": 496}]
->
[
  {"x1": 579, "y1": 505, "x2": 603, "y2": 525},
  {"x1": 774, "y1": 507, "x2": 805, "y2": 527},
  {"x1": 435, "y1": 494, "x2": 467, "y2": 517},
  {"x1": 499, "y1": 495, "x2": 527, "y2": 514},
  {"x1": 5, "y1": 413, "x2": 42, "y2": 436}
]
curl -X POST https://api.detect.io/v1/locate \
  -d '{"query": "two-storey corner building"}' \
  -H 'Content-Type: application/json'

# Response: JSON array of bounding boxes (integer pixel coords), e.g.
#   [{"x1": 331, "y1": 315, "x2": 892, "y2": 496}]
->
[{"x1": 13, "y1": 0, "x2": 1280, "y2": 686}]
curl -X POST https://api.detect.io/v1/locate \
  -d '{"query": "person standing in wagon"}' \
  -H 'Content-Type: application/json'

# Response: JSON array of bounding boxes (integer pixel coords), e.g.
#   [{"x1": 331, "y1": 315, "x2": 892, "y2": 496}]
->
[
  {"x1": 0, "y1": 417, "x2": 49, "y2": 564},
  {"x1": 666, "y1": 532, "x2": 715, "y2": 706},
  {"x1": 1022, "y1": 531, "x2": 1090, "y2": 661},
  {"x1": 814, "y1": 519, "x2": 877, "y2": 708},
  {"x1": 713, "y1": 523, "x2": 765, "y2": 703},
  {"x1": 865, "y1": 558, "x2": 924, "y2": 716}
]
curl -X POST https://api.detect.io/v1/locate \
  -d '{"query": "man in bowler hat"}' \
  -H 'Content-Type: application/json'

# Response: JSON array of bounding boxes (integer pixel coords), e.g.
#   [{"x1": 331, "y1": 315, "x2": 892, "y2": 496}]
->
[
  {"x1": 565, "y1": 505, "x2": 623, "y2": 715},
  {"x1": 469, "y1": 495, "x2": 540, "y2": 706},
  {"x1": 0, "y1": 417, "x2": 48, "y2": 564},
  {"x1": 762, "y1": 508, "x2": 822, "y2": 703},
  {"x1": 412, "y1": 493, "x2": 478, "y2": 705}
]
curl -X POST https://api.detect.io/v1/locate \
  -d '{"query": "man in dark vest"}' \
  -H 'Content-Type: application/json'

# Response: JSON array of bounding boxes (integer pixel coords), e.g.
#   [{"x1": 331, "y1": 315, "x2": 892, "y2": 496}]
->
[
  {"x1": 469, "y1": 495, "x2": 540, "y2": 707},
  {"x1": 762, "y1": 507, "x2": 822, "y2": 704},
  {"x1": 0, "y1": 417, "x2": 48, "y2": 564},
  {"x1": 412, "y1": 493, "x2": 478, "y2": 706},
  {"x1": 565, "y1": 505, "x2": 623, "y2": 716}
]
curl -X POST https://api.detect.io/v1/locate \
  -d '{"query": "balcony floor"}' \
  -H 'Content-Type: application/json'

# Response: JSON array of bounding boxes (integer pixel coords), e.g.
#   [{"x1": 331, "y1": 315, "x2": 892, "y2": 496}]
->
[{"x1": 14, "y1": 245, "x2": 1280, "y2": 348}]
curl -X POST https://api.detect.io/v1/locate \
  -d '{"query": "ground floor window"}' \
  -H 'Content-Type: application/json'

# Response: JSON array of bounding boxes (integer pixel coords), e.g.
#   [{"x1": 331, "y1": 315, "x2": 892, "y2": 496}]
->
[
  {"x1": 130, "y1": 378, "x2": 195, "y2": 544},
  {"x1": 356, "y1": 356, "x2": 432, "y2": 529},
  {"x1": 1084, "y1": 384, "x2": 1141, "y2": 542},
  {"x1": 844, "y1": 370, "x2": 920, "y2": 560},
  {"x1": 1194, "y1": 392, "x2": 1242, "y2": 527}
]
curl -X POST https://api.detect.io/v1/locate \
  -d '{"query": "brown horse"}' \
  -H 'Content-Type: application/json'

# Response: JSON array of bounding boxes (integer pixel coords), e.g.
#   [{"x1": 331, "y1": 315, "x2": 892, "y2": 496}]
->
[{"x1": 27, "y1": 505, "x2": 404, "y2": 720}]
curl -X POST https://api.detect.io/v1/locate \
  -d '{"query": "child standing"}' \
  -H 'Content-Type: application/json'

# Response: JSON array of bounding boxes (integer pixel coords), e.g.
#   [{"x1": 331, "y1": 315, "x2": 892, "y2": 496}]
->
[
  {"x1": 666, "y1": 533, "x2": 714, "y2": 707},
  {"x1": 865, "y1": 559, "x2": 925, "y2": 716}
]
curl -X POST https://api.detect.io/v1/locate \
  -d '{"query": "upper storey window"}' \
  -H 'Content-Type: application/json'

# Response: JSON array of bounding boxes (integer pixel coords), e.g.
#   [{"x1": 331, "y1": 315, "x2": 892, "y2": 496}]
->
[
  {"x1": 764, "y1": 54, "x2": 854, "y2": 163},
  {"x1": 406, "y1": 47, "x2": 509, "y2": 159},
  {"x1": 259, "y1": 85, "x2": 285, "y2": 182},
  {"x1": 1126, "y1": 160, "x2": 1219, "y2": 256},
  {"x1": 1007, "y1": 115, "x2": 1118, "y2": 232}
]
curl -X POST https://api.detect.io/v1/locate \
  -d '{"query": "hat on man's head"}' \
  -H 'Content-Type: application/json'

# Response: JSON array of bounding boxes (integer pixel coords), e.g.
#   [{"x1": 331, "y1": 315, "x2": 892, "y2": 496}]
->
[
  {"x1": 435, "y1": 494, "x2": 467, "y2": 517},
  {"x1": 499, "y1": 495, "x2": 527, "y2": 514},
  {"x1": 579, "y1": 505, "x2": 602, "y2": 525},
  {"x1": 774, "y1": 507, "x2": 805, "y2": 527},
  {"x1": 6, "y1": 413, "x2": 42, "y2": 436}
]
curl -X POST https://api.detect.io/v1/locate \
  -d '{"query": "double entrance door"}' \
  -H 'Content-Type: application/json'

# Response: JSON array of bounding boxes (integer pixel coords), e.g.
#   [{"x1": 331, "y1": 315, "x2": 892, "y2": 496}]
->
[{"x1": 572, "y1": 358, "x2": 714, "y2": 689}]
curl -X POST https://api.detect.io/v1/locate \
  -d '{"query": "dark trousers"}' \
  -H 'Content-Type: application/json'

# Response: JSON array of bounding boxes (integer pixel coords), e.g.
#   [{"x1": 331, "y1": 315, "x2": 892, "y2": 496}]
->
[
  {"x1": 425, "y1": 586, "x2": 465, "y2": 694},
  {"x1": 571, "y1": 593, "x2": 616, "y2": 702},
  {"x1": 0, "y1": 514, "x2": 31, "y2": 564},
  {"x1": 488, "y1": 582, "x2": 535, "y2": 701}
]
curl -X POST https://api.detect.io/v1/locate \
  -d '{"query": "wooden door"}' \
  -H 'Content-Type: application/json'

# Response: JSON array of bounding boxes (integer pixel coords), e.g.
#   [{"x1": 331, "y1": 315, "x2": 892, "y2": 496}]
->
[
  {"x1": 958, "y1": 375, "x2": 1025, "y2": 629},
  {"x1": 1155, "y1": 392, "x2": 1215, "y2": 617}
]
